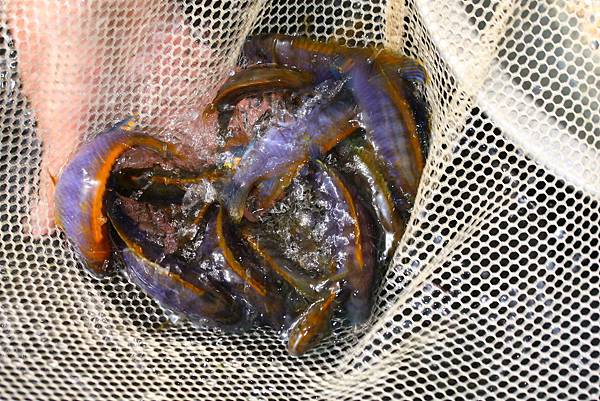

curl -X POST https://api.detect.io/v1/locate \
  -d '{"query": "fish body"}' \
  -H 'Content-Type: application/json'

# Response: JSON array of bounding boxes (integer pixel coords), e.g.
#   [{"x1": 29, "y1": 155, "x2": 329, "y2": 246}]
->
[
  {"x1": 241, "y1": 227, "x2": 324, "y2": 302},
  {"x1": 243, "y1": 34, "x2": 428, "y2": 85},
  {"x1": 54, "y1": 119, "x2": 178, "y2": 275},
  {"x1": 313, "y1": 161, "x2": 377, "y2": 325},
  {"x1": 243, "y1": 35, "x2": 347, "y2": 82},
  {"x1": 193, "y1": 206, "x2": 292, "y2": 330},
  {"x1": 205, "y1": 66, "x2": 315, "y2": 132},
  {"x1": 107, "y1": 193, "x2": 248, "y2": 329},
  {"x1": 224, "y1": 91, "x2": 359, "y2": 221},
  {"x1": 286, "y1": 286, "x2": 340, "y2": 356},
  {"x1": 348, "y1": 60, "x2": 424, "y2": 207},
  {"x1": 334, "y1": 137, "x2": 407, "y2": 259}
]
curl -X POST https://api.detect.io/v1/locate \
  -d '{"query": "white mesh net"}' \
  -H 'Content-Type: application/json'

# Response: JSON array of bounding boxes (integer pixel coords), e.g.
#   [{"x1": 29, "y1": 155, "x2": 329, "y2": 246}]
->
[{"x1": 1, "y1": 0, "x2": 599, "y2": 399}]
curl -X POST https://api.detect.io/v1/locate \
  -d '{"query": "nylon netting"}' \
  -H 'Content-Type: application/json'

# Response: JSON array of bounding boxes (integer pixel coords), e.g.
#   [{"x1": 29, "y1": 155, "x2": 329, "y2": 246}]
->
[{"x1": 0, "y1": 0, "x2": 598, "y2": 400}]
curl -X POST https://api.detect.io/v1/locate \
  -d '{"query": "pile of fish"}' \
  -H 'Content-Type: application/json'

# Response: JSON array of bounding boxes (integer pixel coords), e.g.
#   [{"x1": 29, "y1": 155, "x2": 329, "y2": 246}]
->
[{"x1": 54, "y1": 34, "x2": 430, "y2": 355}]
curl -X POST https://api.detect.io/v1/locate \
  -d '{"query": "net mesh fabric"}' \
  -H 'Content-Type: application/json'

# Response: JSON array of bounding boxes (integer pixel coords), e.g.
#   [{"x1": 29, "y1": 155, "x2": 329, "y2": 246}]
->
[{"x1": 0, "y1": 0, "x2": 598, "y2": 399}]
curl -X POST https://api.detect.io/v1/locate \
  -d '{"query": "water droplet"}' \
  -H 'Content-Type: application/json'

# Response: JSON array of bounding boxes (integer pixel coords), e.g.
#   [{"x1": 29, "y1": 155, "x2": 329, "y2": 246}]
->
[
  {"x1": 422, "y1": 295, "x2": 432, "y2": 304},
  {"x1": 556, "y1": 229, "x2": 566, "y2": 239},
  {"x1": 433, "y1": 235, "x2": 443, "y2": 244},
  {"x1": 166, "y1": 312, "x2": 181, "y2": 324},
  {"x1": 518, "y1": 195, "x2": 528, "y2": 204},
  {"x1": 480, "y1": 295, "x2": 489, "y2": 303},
  {"x1": 402, "y1": 320, "x2": 413, "y2": 329},
  {"x1": 500, "y1": 295, "x2": 508, "y2": 303},
  {"x1": 532, "y1": 85, "x2": 542, "y2": 95},
  {"x1": 545, "y1": 261, "x2": 556, "y2": 271},
  {"x1": 422, "y1": 307, "x2": 432, "y2": 316},
  {"x1": 412, "y1": 301, "x2": 422, "y2": 310},
  {"x1": 410, "y1": 260, "x2": 420, "y2": 269},
  {"x1": 592, "y1": 40, "x2": 599, "y2": 50},
  {"x1": 536, "y1": 281, "x2": 545, "y2": 289}
]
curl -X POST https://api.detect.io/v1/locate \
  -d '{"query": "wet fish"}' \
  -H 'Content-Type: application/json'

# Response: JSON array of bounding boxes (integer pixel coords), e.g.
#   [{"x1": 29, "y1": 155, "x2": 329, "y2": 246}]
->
[
  {"x1": 54, "y1": 118, "x2": 179, "y2": 275},
  {"x1": 204, "y1": 66, "x2": 316, "y2": 132},
  {"x1": 107, "y1": 192, "x2": 248, "y2": 329},
  {"x1": 224, "y1": 90, "x2": 360, "y2": 221},
  {"x1": 334, "y1": 136, "x2": 407, "y2": 260},
  {"x1": 286, "y1": 285, "x2": 340, "y2": 356},
  {"x1": 241, "y1": 227, "x2": 324, "y2": 301},
  {"x1": 243, "y1": 34, "x2": 428, "y2": 86},
  {"x1": 313, "y1": 160, "x2": 377, "y2": 325},
  {"x1": 111, "y1": 166, "x2": 224, "y2": 206},
  {"x1": 348, "y1": 60, "x2": 425, "y2": 206},
  {"x1": 193, "y1": 206, "x2": 292, "y2": 329},
  {"x1": 243, "y1": 34, "x2": 348, "y2": 82}
]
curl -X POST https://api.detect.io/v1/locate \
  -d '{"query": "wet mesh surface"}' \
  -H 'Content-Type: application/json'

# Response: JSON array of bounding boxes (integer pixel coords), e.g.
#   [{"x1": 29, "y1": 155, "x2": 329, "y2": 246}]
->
[{"x1": 0, "y1": 0, "x2": 599, "y2": 400}]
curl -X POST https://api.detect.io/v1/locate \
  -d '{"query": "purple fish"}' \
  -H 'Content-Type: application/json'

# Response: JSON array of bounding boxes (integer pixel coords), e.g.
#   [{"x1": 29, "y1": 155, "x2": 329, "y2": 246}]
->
[
  {"x1": 224, "y1": 91, "x2": 359, "y2": 221},
  {"x1": 349, "y1": 60, "x2": 425, "y2": 206},
  {"x1": 243, "y1": 34, "x2": 427, "y2": 86},
  {"x1": 192, "y1": 205, "x2": 292, "y2": 330},
  {"x1": 107, "y1": 193, "x2": 248, "y2": 329},
  {"x1": 312, "y1": 160, "x2": 377, "y2": 325},
  {"x1": 54, "y1": 118, "x2": 178, "y2": 276}
]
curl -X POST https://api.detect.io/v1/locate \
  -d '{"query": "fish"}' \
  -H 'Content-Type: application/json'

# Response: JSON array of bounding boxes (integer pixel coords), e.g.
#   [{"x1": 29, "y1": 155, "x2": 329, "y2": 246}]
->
[
  {"x1": 110, "y1": 167, "x2": 188, "y2": 206},
  {"x1": 243, "y1": 34, "x2": 428, "y2": 86},
  {"x1": 240, "y1": 227, "x2": 325, "y2": 301},
  {"x1": 286, "y1": 285, "x2": 340, "y2": 356},
  {"x1": 111, "y1": 166, "x2": 224, "y2": 206},
  {"x1": 312, "y1": 160, "x2": 378, "y2": 325},
  {"x1": 223, "y1": 89, "x2": 360, "y2": 221},
  {"x1": 242, "y1": 34, "x2": 348, "y2": 82},
  {"x1": 54, "y1": 118, "x2": 179, "y2": 275},
  {"x1": 193, "y1": 205, "x2": 292, "y2": 330},
  {"x1": 250, "y1": 164, "x2": 301, "y2": 213},
  {"x1": 348, "y1": 60, "x2": 425, "y2": 207},
  {"x1": 106, "y1": 191, "x2": 249, "y2": 329},
  {"x1": 333, "y1": 136, "x2": 407, "y2": 260},
  {"x1": 204, "y1": 66, "x2": 316, "y2": 132}
]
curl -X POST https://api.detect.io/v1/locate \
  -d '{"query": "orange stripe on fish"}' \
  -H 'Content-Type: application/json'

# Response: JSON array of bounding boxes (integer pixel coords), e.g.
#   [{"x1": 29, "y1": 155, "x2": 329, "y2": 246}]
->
[
  {"x1": 167, "y1": 272, "x2": 206, "y2": 297},
  {"x1": 88, "y1": 135, "x2": 180, "y2": 257},
  {"x1": 318, "y1": 161, "x2": 364, "y2": 270},
  {"x1": 377, "y1": 65, "x2": 424, "y2": 177},
  {"x1": 216, "y1": 208, "x2": 267, "y2": 297}
]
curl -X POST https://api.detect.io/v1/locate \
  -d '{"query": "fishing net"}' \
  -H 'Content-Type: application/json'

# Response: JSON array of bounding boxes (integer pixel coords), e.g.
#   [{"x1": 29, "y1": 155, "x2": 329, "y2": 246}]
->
[{"x1": 0, "y1": 0, "x2": 598, "y2": 399}]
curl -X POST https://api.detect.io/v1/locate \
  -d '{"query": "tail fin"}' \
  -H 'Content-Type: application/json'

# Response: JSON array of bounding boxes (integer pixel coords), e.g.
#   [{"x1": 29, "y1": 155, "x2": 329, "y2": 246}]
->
[{"x1": 223, "y1": 180, "x2": 250, "y2": 222}]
